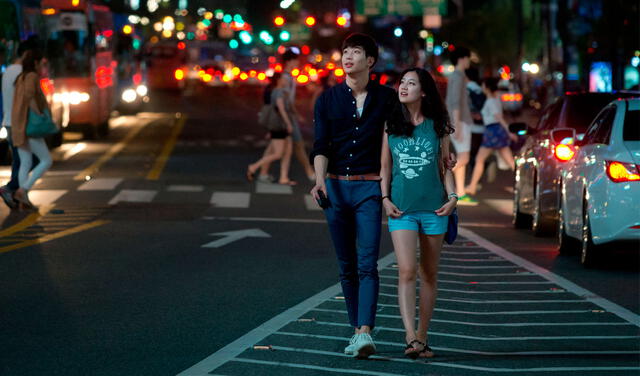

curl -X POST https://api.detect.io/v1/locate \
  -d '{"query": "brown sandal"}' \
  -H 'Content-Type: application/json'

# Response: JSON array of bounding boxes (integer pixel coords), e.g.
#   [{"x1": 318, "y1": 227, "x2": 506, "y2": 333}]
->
[{"x1": 418, "y1": 343, "x2": 434, "y2": 358}]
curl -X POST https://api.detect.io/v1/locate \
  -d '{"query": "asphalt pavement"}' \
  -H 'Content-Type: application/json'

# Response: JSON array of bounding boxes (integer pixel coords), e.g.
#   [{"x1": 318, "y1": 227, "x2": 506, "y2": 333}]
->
[{"x1": 0, "y1": 85, "x2": 637, "y2": 375}]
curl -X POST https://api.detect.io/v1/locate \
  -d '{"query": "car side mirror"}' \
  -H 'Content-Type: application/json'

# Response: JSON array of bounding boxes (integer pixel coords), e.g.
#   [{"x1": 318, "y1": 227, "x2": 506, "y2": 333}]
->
[
  {"x1": 550, "y1": 128, "x2": 576, "y2": 144},
  {"x1": 509, "y1": 122, "x2": 529, "y2": 136}
]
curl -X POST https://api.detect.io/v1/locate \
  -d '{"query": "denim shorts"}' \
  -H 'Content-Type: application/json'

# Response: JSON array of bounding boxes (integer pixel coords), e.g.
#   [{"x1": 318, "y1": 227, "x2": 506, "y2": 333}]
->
[{"x1": 388, "y1": 211, "x2": 448, "y2": 235}]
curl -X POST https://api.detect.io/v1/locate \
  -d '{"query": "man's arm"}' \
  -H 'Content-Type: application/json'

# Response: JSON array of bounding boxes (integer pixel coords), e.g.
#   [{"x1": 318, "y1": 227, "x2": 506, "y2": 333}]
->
[{"x1": 310, "y1": 92, "x2": 330, "y2": 200}]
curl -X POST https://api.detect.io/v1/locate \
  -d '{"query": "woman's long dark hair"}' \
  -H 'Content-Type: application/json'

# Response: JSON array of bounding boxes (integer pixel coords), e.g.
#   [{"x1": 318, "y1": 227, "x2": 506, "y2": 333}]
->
[
  {"x1": 386, "y1": 68, "x2": 453, "y2": 138},
  {"x1": 19, "y1": 49, "x2": 44, "y2": 78}
]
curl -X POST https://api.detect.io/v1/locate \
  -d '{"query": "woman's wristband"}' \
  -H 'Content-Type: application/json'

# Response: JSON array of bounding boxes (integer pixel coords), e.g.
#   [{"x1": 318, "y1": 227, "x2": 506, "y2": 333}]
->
[
  {"x1": 448, "y1": 192, "x2": 458, "y2": 201},
  {"x1": 381, "y1": 195, "x2": 390, "y2": 201}
]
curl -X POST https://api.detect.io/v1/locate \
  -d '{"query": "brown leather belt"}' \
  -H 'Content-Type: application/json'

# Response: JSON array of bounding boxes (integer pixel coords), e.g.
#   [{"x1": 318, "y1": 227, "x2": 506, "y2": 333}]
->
[{"x1": 327, "y1": 173, "x2": 381, "y2": 181}]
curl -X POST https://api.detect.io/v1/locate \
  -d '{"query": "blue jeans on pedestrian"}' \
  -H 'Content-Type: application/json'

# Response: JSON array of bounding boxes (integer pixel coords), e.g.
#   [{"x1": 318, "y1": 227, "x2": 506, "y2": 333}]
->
[
  {"x1": 324, "y1": 178, "x2": 381, "y2": 329},
  {"x1": 6, "y1": 132, "x2": 20, "y2": 191}
]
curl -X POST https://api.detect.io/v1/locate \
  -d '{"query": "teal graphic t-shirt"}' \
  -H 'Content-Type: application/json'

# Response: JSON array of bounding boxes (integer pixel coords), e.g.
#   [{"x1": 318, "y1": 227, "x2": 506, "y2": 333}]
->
[{"x1": 388, "y1": 119, "x2": 446, "y2": 212}]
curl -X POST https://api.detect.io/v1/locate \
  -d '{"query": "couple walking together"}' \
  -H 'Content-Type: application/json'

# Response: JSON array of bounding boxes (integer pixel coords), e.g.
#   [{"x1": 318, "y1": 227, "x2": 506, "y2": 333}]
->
[{"x1": 310, "y1": 33, "x2": 457, "y2": 359}]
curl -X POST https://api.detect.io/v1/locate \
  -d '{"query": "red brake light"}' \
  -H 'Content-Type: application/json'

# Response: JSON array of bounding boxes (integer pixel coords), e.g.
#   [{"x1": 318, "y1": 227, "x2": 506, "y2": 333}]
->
[
  {"x1": 174, "y1": 69, "x2": 185, "y2": 80},
  {"x1": 553, "y1": 144, "x2": 574, "y2": 162},
  {"x1": 606, "y1": 161, "x2": 640, "y2": 183}
]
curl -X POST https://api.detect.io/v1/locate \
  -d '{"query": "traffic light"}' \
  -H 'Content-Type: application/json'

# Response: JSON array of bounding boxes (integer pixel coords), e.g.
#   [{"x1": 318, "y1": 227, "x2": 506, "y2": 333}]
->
[
  {"x1": 229, "y1": 39, "x2": 239, "y2": 49},
  {"x1": 239, "y1": 31, "x2": 252, "y2": 44},
  {"x1": 305, "y1": 16, "x2": 316, "y2": 27},
  {"x1": 274, "y1": 16, "x2": 285, "y2": 26}
]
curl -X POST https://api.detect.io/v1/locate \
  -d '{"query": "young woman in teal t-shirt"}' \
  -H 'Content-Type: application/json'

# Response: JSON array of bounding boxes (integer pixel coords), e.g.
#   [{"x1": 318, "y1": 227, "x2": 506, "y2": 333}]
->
[{"x1": 380, "y1": 68, "x2": 457, "y2": 359}]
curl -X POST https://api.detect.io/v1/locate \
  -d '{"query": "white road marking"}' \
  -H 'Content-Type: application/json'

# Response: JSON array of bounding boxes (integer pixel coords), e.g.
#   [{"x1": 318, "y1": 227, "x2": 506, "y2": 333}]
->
[
  {"x1": 379, "y1": 275, "x2": 553, "y2": 284},
  {"x1": 252, "y1": 344, "x2": 640, "y2": 373},
  {"x1": 311, "y1": 308, "x2": 630, "y2": 327},
  {"x1": 380, "y1": 293, "x2": 587, "y2": 304},
  {"x1": 275, "y1": 331, "x2": 638, "y2": 355},
  {"x1": 440, "y1": 264, "x2": 519, "y2": 269},
  {"x1": 484, "y1": 198, "x2": 514, "y2": 216},
  {"x1": 231, "y1": 358, "x2": 406, "y2": 376},
  {"x1": 255, "y1": 181, "x2": 292, "y2": 194},
  {"x1": 461, "y1": 228, "x2": 640, "y2": 327},
  {"x1": 176, "y1": 250, "x2": 399, "y2": 376},
  {"x1": 314, "y1": 320, "x2": 639, "y2": 340},
  {"x1": 29, "y1": 190, "x2": 67, "y2": 205},
  {"x1": 62, "y1": 142, "x2": 87, "y2": 160},
  {"x1": 201, "y1": 229, "x2": 270, "y2": 248},
  {"x1": 379, "y1": 284, "x2": 560, "y2": 294},
  {"x1": 370, "y1": 303, "x2": 616, "y2": 316},
  {"x1": 108, "y1": 189, "x2": 157, "y2": 205},
  {"x1": 167, "y1": 185, "x2": 204, "y2": 192},
  {"x1": 304, "y1": 194, "x2": 322, "y2": 211},
  {"x1": 210, "y1": 192, "x2": 250, "y2": 208},
  {"x1": 78, "y1": 178, "x2": 123, "y2": 191},
  {"x1": 203, "y1": 216, "x2": 326, "y2": 224},
  {"x1": 438, "y1": 271, "x2": 535, "y2": 276}
]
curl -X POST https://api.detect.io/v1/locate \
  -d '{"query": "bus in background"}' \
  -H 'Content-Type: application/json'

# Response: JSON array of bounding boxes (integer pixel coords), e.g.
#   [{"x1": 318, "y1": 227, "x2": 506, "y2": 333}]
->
[
  {"x1": 146, "y1": 41, "x2": 187, "y2": 91},
  {"x1": 41, "y1": 0, "x2": 116, "y2": 139}
]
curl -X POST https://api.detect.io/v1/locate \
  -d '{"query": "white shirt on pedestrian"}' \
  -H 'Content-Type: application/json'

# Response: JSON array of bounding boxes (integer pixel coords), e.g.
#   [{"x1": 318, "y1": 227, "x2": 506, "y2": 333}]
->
[
  {"x1": 2, "y1": 63, "x2": 22, "y2": 127},
  {"x1": 481, "y1": 97, "x2": 502, "y2": 125}
]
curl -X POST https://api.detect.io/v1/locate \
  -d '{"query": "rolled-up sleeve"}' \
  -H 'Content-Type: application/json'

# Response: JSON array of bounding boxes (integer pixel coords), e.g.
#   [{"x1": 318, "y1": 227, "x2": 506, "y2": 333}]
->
[{"x1": 310, "y1": 91, "x2": 330, "y2": 163}]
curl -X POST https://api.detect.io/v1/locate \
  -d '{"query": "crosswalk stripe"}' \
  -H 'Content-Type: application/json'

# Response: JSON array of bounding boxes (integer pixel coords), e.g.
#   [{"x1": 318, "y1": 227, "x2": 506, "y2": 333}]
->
[
  {"x1": 167, "y1": 185, "x2": 204, "y2": 192},
  {"x1": 29, "y1": 190, "x2": 67, "y2": 206},
  {"x1": 255, "y1": 181, "x2": 292, "y2": 194},
  {"x1": 108, "y1": 190, "x2": 157, "y2": 205},
  {"x1": 304, "y1": 194, "x2": 322, "y2": 211},
  {"x1": 210, "y1": 192, "x2": 250, "y2": 208},
  {"x1": 78, "y1": 178, "x2": 123, "y2": 191}
]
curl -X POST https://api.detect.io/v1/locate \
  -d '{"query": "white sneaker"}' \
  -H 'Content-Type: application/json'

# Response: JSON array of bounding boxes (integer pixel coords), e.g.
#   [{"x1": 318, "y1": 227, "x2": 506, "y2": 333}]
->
[
  {"x1": 353, "y1": 332, "x2": 376, "y2": 359},
  {"x1": 344, "y1": 334, "x2": 359, "y2": 355}
]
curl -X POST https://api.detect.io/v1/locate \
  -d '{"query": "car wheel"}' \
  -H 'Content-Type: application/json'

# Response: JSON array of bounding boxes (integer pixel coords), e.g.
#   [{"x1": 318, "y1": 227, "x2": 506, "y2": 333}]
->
[
  {"x1": 532, "y1": 173, "x2": 556, "y2": 237},
  {"x1": 83, "y1": 124, "x2": 98, "y2": 140},
  {"x1": 558, "y1": 193, "x2": 579, "y2": 255},
  {"x1": 98, "y1": 120, "x2": 110, "y2": 138},
  {"x1": 581, "y1": 198, "x2": 600, "y2": 268},
  {"x1": 513, "y1": 183, "x2": 531, "y2": 229}
]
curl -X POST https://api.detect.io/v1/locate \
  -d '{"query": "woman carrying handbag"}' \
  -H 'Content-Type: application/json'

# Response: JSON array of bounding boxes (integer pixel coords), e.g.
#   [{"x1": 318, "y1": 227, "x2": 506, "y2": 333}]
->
[
  {"x1": 11, "y1": 49, "x2": 54, "y2": 210},
  {"x1": 380, "y1": 68, "x2": 457, "y2": 359}
]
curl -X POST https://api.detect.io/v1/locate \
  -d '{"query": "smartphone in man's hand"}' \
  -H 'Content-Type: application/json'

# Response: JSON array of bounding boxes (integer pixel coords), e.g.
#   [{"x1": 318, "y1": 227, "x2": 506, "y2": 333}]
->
[{"x1": 316, "y1": 190, "x2": 331, "y2": 209}]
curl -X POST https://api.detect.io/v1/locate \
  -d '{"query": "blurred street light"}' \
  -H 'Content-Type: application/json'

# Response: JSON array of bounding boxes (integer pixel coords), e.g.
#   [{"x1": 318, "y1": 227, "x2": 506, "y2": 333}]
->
[
  {"x1": 279, "y1": 30, "x2": 291, "y2": 41},
  {"x1": 529, "y1": 63, "x2": 540, "y2": 74},
  {"x1": 336, "y1": 16, "x2": 347, "y2": 27},
  {"x1": 305, "y1": 16, "x2": 316, "y2": 27},
  {"x1": 393, "y1": 27, "x2": 403, "y2": 37},
  {"x1": 274, "y1": 16, "x2": 285, "y2": 26},
  {"x1": 280, "y1": 0, "x2": 295, "y2": 9}
]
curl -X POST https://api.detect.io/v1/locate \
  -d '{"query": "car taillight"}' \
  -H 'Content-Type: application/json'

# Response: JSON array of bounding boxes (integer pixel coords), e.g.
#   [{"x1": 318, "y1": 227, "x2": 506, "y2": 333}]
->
[
  {"x1": 553, "y1": 144, "x2": 575, "y2": 162},
  {"x1": 606, "y1": 161, "x2": 640, "y2": 183},
  {"x1": 174, "y1": 68, "x2": 185, "y2": 81}
]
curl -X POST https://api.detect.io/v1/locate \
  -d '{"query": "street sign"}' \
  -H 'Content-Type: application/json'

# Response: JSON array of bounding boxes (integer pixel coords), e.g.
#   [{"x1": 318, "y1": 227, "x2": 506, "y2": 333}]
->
[
  {"x1": 201, "y1": 229, "x2": 271, "y2": 248},
  {"x1": 356, "y1": 0, "x2": 447, "y2": 16}
]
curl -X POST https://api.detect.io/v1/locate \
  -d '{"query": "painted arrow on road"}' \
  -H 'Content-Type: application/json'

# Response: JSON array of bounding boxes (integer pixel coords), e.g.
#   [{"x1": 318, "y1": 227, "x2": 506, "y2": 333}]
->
[{"x1": 201, "y1": 229, "x2": 271, "y2": 248}]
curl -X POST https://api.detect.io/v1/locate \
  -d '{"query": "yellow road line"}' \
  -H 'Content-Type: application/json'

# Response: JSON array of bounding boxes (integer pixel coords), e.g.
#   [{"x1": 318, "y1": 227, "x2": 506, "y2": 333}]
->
[
  {"x1": 73, "y1": 121, "x2": 149, "y2": 181},
  {"x1": 0, "y1": 204, "x2": 54, "y2": 238},
  {"x1": 0, "y1": 220, "x2": 109, "y2": 254},
  {"x1": 146, "y1": 115, "x2": 187, "y2": 180}
]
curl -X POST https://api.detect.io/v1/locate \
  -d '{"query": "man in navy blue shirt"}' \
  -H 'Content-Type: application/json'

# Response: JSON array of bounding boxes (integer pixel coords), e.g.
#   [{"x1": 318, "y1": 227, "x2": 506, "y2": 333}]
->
[{"x1": 310, "y1": 33, "x2": 397, "y2": 358}]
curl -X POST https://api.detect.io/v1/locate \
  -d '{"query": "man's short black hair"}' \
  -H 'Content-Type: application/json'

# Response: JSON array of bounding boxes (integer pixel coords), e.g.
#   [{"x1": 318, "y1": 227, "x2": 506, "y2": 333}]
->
[
  {"x1": 341, "y1": 33, "x2": 378, "y2": 67},
  {"x1": 281, "y1": 49, "x2": 298, "y2": 63},
  {"x1": 450, "y1": 46, "x2": 470, "y2": 66},
  {"x1": 16, "y1": 42, "x2": 29, "y2": 58},
  {"x1": 482, "y1": 77, "x2": 500, "y2": 93}
]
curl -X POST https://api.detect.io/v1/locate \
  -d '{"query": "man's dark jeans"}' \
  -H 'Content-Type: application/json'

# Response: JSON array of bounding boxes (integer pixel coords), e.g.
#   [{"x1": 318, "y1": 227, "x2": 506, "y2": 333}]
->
[{"x1": 324, "y1": 178, "x2": 381, "y2": 329}]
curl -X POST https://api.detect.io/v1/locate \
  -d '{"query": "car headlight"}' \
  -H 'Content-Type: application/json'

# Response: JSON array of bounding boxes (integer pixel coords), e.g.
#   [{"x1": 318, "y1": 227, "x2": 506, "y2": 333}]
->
[
  {"x1": 0, "y1": 127, "x2": 7, "y2": 140},
  {"x1": 136, "y1": 85, "x2": 148, "y2": 97},
  {"x1": 122, "y1": 89, "x2": 137, "y2": 103},
  {"x1": 54, "y1": 91, "x2": 90, "y2": 104}
]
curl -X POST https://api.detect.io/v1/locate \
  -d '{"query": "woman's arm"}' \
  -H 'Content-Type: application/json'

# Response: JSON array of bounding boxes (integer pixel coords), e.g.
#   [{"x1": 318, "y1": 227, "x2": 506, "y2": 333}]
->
[
  {"x1": 380, "y1": 129, "x2": 403, "y2": 218},
  {"x1": 24, "y1": 73, "x2": 42, "y2": 115},
  {"x1": 275, "y1": 96, "x2": 294, "y2": 133}
]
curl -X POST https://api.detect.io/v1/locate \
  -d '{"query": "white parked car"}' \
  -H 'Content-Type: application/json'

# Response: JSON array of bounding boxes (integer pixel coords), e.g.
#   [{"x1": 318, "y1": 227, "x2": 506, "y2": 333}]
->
[{"x1": 558, "y1": 97, "x2": 640, "y2": 267}]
